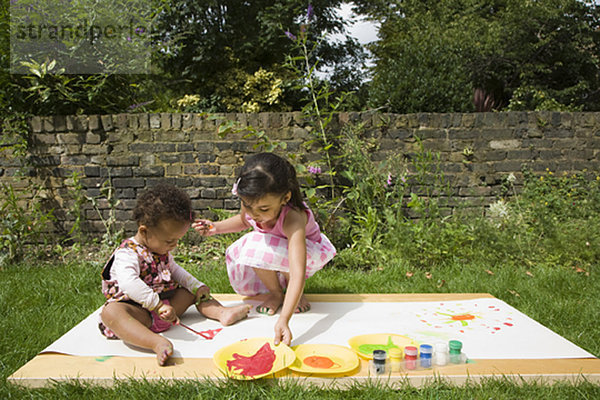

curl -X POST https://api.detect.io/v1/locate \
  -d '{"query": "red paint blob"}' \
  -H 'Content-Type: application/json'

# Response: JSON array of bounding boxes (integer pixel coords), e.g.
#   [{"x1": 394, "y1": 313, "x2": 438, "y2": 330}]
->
[
  {"x1": 303, "y1": 356, "x2": 337, "y2": 369},
  {"x1": 227, "y1": 343, "x2": 276, "y2": 377},
  {"x1": 451, "y1": 314, "x2": 475, "y2": 321},
  {"x1": 494, "y1": 327, "x2": 501, "y2": 330},
  {"x1": 504, "y1": 322, "x2": 513, "y2": 327}
]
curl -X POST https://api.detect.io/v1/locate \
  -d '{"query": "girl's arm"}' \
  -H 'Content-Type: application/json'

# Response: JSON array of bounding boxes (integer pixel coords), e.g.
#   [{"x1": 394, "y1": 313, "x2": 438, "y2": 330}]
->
[
  {"x1": 111, "y1": 250, "x2": 161, "y2": 311},
  {"x1": 192, "y1": 212, "x2": 250, "y2": 236},
  {"x1": 274, "y1": 208, "x2": 308, "y2": 345}
]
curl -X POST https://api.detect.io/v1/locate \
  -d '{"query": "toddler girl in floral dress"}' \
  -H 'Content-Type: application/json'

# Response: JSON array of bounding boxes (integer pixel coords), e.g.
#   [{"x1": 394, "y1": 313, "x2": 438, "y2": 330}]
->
[{"x1": 99, "y1": 183, "x2": 250, "y2": 365}]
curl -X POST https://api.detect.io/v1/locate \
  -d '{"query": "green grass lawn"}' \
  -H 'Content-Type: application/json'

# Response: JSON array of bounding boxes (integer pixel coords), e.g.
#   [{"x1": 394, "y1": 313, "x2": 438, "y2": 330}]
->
[{"x1": 1, "y1": 251, "x2": 599, "y2": 399}]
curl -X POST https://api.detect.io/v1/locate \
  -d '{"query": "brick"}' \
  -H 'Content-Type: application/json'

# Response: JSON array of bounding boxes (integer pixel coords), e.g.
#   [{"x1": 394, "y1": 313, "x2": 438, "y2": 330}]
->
[
  {"x1": 54, "y1": 115, "x2": 67, "y2": 132},
  {"x1": 82, "y1": 144, "x2": 107, "y2": 155},
  {"x1": 192, "y1": 177, "x2": 227, "y2": 187},
  {"x1": 171, "y1": 114, "x2": 182, "y2": 130},
  {"x1": 135, "y1": 166, "x2": 164, "y2": 177},
  {"x1": 89, "y1": 115, "x2": 101, "y2": 131},
  {"x1": 160, "y1": 113, "x2": 171, "y2": 130},
  {"x1": 113, "y1": 177, "x2": 145, "y2": 188},
  {"x1": 130, "y1": 143, "x2": 176, "y2": 153},
  {"x1": 150, "y1": 114, "x2": 161, "y2": 129},
  {"x1": 104, "y1": 167, "x2": 133, "y2": 177},
  {"x1": 177, "y1": 143, "x2": 194, "y2": 152},
  {"x1": 166, "y1": 165, "x2": 182, "y2": 176},
  {"x1": 66, "y1": 115, "x2": 88, "y2": 132},
  {"x1": 489, "y1": 139, "x2": 520, "y2": 150},
  {"x1": 137, "y1": 114, "x2": 149, "y2": 129},
  {"x1": 201, "y1": 188, "x2": 217, "y2": 199},
  {"x1": 493, "y1": 160, "x2": 526, "y2": 172},
  {"x1": 30, "y1": 116, "x2": 42, "y2": 132},
  {"x1": 84, "y1": 166, "x2": 100, "y2": 177},
  {"x1": 86, "y1": 132, "x2": 102, "y2": 144},
  {"x1": 459, "y1": 186, "x2": 492, "y2": 197},
  {"x1": 155, "y1": 130, "x2": 186, "y2": 142},
  {"x1": 101, "y1": 115, "x2": 114, "y2": 131},
  {"x1": 34, "y1": 134, "x2": 57, "y2": 145},
  {"x1": 506, "y1": 149, "x2": 534, "y2": 160},
  {"x1": 107, "y1": 156, "x2": 139, "y2": 166},
  {"x1": 182, "y1": 114, "x2": 193, "y2": 130},
  {"x1": 115, "y1": 188, "x2": 136, "y2": 199},
  {"x1": 192, "y1": 199, "x2": 224, "y2": 209},
  {"x1": 58, "y1": 133, "x2": 85, "y2": 144}
]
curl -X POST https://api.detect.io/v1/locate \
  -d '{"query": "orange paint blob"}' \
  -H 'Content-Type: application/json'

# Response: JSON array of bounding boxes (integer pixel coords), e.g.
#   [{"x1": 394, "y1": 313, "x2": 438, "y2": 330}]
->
[
  {"x1": 303, "y1": 355, "x2": 336, "y2": 369},
  {"x1": 451, "y1": 314, "x2": 475, "y2": 321}
]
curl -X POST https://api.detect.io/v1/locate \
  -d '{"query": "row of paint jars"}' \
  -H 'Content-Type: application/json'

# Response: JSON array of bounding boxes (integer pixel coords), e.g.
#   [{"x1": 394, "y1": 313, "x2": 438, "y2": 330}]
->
[{"x1": 371, "y1": 340, "x2": 467, "y2": 374}]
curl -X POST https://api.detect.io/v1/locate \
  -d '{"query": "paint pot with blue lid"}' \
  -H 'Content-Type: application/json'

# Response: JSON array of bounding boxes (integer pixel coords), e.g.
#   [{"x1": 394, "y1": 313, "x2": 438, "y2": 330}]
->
[{"x1": 419, "y1": 344, "x2": 433, "y2": 369}]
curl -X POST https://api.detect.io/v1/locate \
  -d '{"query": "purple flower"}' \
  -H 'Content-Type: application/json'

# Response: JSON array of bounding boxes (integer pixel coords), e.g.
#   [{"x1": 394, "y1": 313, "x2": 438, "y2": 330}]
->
[
  {"x1": 308, "y1": 166, "x2": 322, "y2": 174},
  {"x1": 128, "y1": 100, "x2": 154, "y2": 110},
  {"x1": 285, "y1": 31, "x2": 297, "y2": 41},
  {"x1": 385, "y1": 172, "x2": 393, "y2": 187},
  {"x1": 306, "y1": 4, "x2": 314, "y2": 22}
]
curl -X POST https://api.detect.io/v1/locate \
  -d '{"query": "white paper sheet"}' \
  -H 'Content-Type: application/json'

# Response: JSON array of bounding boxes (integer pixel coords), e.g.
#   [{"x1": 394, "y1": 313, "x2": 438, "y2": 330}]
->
[{"x1": 42, "y1": 297, "x2": 595, "y2": 360}]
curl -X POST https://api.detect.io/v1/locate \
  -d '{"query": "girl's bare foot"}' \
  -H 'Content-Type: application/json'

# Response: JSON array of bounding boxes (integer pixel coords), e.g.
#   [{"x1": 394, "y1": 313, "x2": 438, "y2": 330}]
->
[
  {"x1": 219, "y1": 304, "x2": 252, "y2": 326},
  {"x1": 256, "y1": 292, "x2": 284, "y2": 315},
  {"x1": 295, "y1": 294, "x2": 311, "y2": 313},
  {"x1": 153, "y1": 338, "x2": 173, "y2": 366}
]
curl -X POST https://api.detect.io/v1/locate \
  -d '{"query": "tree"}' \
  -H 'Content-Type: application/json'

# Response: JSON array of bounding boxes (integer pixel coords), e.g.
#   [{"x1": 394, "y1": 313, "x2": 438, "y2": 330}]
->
[
  {"x1": 355, "y1": 0, "x2": 600, "y2": 112},
  {"x1": 153, "y1": 0, "x2": 367, "y2": 112}
]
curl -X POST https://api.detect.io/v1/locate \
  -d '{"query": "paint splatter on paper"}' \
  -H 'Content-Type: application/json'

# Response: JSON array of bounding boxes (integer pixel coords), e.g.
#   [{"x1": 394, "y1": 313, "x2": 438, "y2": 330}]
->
[
  {"x1": 226, "y1": 342, "x2": 276, "y2": 377},
  {"x1": 415, "y1": 302, "x2": 515, "y2": 334},
  {"x1": 199, "y1": 328, "x2": 222, "y2": 340}
]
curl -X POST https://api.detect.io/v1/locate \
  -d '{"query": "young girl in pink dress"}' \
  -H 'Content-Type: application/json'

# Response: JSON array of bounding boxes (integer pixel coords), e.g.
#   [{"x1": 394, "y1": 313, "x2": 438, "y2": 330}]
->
[
  {"x1": 99, "y1": 183, "x2": 250, "y2": 366},
  {"x1": 193, "y1": 153, "x2": 336, "y2": 345}
]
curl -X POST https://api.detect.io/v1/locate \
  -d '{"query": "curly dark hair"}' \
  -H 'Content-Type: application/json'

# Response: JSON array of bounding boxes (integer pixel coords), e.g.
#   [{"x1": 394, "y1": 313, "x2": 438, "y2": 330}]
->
[
  {"x1": 235, "y1": 152, "x2": 306, "y2": 210},
  {"x1": 132, "y1": 183, "x2": 194, "y2": 227}
]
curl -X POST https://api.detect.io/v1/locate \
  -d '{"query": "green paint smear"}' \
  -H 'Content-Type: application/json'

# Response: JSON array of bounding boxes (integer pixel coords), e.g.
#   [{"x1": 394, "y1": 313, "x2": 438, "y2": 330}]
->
[
  {"x1": 358, "y1": 336, "x2": 400, "y2": 355},
  {"x1": 95, "y1": 356, "x2": 114, "y2": 362}
]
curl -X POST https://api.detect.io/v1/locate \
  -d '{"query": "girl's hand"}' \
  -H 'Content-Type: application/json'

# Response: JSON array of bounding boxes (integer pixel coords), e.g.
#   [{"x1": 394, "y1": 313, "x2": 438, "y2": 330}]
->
[
  {"x1": 195, "y1": 285, "x2": 211, "y2": 305},
  {"x1": 156, "y1": 302, "x2": 177, "y2": 322},
  {"x1": 192, "y1": 219, "x2": 216, "y2": 236},
  {"x1": 273, "y1": 318, "x2": 292, "y2": 346}
]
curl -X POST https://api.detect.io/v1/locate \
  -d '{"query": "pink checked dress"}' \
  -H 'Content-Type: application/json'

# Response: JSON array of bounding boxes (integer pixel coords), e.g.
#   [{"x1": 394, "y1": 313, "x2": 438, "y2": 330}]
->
[{"x1": 225, "y1": 203, "x2": 336, "y2": 295}]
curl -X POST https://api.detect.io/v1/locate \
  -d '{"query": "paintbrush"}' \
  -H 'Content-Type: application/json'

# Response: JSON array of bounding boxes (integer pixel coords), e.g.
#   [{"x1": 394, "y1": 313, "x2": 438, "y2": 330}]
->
[{"x1": 175, "y1": 320, "x2": 212, "y2": 340}]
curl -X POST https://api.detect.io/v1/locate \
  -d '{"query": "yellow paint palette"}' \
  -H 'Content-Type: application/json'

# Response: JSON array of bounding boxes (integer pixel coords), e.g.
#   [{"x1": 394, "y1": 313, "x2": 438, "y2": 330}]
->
[
  {"x1": 289, "y1": 344, "x2": 359, "y2": 374},
  {"x1": 213, "y1": 337, "x2": 295, "y2": 380},
  {"x1": 348, "y1": 333, "x2": 416, "y2": 359}
]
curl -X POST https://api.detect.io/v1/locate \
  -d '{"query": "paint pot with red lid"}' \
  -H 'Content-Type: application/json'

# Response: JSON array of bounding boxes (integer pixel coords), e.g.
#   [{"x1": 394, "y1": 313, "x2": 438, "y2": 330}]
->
[{"x1": 404, "y1": 346, "x2": 418, "y2": 370}]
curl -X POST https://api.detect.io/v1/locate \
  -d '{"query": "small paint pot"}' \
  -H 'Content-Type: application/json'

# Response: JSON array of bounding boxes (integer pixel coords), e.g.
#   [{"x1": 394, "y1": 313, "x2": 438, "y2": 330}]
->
[
  {"x1": 434, "y1": 342, "x2": 449, "y2": 366},
  {"x1": 404, "y1": 346, "x2": 418, "y2": 370},
  {"x1": 449, "y1": 340, "x2": 463, "y2": 364},
  {"x1": 372, "y1": 349, "x2": 387, "y2": 375},
  {"x1": 388, "y1": 347, "x2": 403, "y2": 372},
  {"x1": 419, "y1": 344, "x2": 433, "y2": 369}
]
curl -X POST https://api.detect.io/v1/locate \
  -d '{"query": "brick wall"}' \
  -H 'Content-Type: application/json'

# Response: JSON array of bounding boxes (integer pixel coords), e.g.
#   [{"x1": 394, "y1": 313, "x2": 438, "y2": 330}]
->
[{"x1": 1, "y1": 111, "x2": 599, "y2": 236}]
